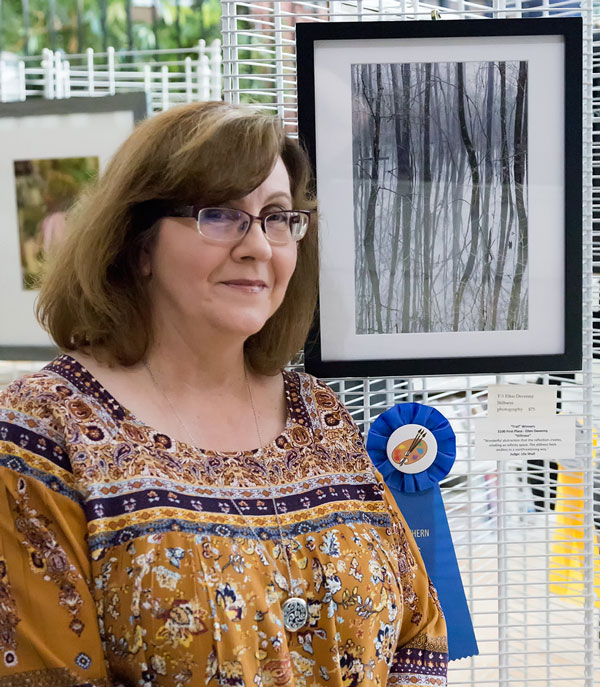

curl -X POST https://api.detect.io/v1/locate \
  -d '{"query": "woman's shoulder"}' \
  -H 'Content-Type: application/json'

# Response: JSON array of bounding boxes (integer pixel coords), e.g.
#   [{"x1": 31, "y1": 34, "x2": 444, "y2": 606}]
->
[
  {"x1": 287, "y1": 369, "x2": 369, "y2": 448},
  {"x1": 0, "y1": 358, "x2": 79, "y2": 466},
  {"x1": 285, "y1": 369, "x2": 340, "y2": 406},
  {"x1": 0, "y1": 354, "x2": 90, "y2": 425},
  {"x1": 291, "y1": 370, "x2": 360, "y2": 422},
  {"x1": 2, "y1": 361, "x2": 61, "y2": 409}
]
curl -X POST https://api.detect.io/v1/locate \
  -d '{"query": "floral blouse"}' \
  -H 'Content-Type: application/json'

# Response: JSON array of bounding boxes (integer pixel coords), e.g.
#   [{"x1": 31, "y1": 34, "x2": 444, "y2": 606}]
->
[{"x1": 0, "y1": 355, "x2": 447, "y2": 687}]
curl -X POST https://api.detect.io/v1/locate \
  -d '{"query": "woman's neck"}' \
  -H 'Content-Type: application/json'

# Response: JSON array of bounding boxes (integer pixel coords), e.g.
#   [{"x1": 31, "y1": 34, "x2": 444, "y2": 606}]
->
[
  {"x1": 68, "y1": 333, "x2": 286, "y2": 453},
  {"x1": 144, "y1": 304, "x2": 260, "y2": 392},
  {"x1": 144, "y1": 337, "x2": 250, "y2": 396}
]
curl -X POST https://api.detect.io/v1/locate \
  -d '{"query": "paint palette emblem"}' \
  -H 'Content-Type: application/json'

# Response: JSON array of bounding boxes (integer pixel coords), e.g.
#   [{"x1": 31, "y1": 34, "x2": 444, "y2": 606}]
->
[{"x1": 385, "y1": 424, "x2": 438, "y2": 474}]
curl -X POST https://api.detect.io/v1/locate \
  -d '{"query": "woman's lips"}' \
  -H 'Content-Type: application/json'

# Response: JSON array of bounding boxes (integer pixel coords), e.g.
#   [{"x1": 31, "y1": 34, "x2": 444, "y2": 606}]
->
[{"x1": 220, "y1": 279, "x2": 267, "y2": 293}]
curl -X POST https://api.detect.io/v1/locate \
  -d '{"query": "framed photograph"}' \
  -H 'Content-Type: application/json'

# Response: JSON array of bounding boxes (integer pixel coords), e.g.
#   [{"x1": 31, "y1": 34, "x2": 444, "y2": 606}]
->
[
  {"x1": 297, "y1": 18, "x2": 582, "y2": 377},
  {"x1": 0, "y1": 92, "x2": 148, "y2": 360}
]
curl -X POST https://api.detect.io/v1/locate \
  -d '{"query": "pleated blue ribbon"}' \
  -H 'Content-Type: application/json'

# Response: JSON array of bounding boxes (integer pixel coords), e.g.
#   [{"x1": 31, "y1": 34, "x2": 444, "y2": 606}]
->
[
  {"x1": 366, "y1": 402, "x2": 478, "y2": 661},
  {"x1": 367, "y1": 402, "x2": 456, "y2": 492}
]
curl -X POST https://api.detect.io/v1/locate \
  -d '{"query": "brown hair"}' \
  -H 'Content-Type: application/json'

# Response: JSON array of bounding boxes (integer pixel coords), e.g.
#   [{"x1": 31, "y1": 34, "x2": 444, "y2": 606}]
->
[{"x1": 36, "y1": 101, "x2": 318, "y2": 374}]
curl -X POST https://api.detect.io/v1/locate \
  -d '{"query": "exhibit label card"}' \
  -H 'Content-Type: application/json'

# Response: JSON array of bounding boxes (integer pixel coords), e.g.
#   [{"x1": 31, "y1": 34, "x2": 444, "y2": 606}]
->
[
  {"x1": 487, "y1": 384, "x2": 557, "y2": 417},
  {"x1": 475, "y1": 416, "x2": 575, "y2": 460}
]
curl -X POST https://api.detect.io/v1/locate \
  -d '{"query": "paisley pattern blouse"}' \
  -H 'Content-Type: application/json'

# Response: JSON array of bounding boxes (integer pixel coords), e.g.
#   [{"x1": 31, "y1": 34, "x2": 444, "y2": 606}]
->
[{"x1": 0, "y1": 355, "x2": 448, "y2": 687}]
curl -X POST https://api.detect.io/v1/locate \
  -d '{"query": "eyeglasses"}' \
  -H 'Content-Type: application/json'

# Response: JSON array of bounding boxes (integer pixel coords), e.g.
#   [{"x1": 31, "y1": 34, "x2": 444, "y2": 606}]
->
[{"x1": 169, "y1": 206, "x2": 311, "y2": 245}]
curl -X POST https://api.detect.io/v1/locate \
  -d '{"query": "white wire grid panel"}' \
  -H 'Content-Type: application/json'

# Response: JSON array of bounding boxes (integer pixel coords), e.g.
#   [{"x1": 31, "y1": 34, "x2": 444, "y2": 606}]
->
[
  {"x1": 0, "y1": 40, "x2": 222, "y2": 112},
  {"x1": 220, "y1": 0, "x2": 599, "y2": 685}
]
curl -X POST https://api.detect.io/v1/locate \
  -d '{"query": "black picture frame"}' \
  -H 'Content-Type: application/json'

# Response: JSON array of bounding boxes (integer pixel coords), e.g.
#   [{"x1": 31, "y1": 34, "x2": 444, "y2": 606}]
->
[
  {"x1": 297, "y1": 18, "x2": 582, "y2": 378},
  {"x1": 0, "y1": 92, "x2": 149, "y2": 361}
]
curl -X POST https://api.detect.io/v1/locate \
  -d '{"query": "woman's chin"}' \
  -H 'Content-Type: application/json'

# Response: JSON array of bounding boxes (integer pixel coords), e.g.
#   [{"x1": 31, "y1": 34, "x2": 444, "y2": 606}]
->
[{"x1": 209, "y1": 313, "x2": 272, "y2": 341}]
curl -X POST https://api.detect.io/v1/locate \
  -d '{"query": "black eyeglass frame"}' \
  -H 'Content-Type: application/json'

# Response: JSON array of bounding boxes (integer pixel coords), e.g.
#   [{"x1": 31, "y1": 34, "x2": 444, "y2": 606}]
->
[{"x1": 169, "y1": 205, "x2": 311, "y2": 244}]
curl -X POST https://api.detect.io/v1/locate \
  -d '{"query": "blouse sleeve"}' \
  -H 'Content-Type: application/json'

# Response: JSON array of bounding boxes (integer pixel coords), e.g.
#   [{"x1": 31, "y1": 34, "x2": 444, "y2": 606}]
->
[
  {"x1": 380, "y1": 480, "x2": 448, "y2": 686},
  {"x1": 0, "y1": 377, "x2": 110, "y2": 686}
]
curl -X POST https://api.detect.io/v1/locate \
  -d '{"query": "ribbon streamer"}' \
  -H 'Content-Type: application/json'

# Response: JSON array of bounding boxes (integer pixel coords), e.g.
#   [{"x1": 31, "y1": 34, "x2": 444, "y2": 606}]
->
[{"x1": 367, "y1": 402, "x2": 478, "y2": 661}]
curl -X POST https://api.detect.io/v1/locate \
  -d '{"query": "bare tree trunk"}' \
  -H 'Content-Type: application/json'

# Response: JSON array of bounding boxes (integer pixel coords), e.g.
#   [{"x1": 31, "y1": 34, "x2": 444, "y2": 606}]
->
[
  {"x1": 453, "y1": 63, "x2": 481, "y2": 331},
  {"x1": 401, "y1": 63, "x2": 413, "y2": 333},
  {"x1": 411, "y1": 65, "x2": 425, "y2": 329},
  {"x1": 363, "y1": 64, "x2": 384, "y2": 333},
  {"x1": 354, "y1": 64, "x2": 374, "y2": 332},
  {"x1": 479, "y1": 62, "x2": 495, "y2": 330},
  {"x1": 386, "y1": 65, "x2": 403, "y2": 331},
  {"x1": 422, "y1": 63, "x2": 433, "y2": 331},
  {"x1": 451, "y1": 61, "x2": 466, "y2": 313},
  {"x1": 507, "y1": 61, "x2": 528, "y2": 329},
  {"x1": 491, "y1": 62, "x2": 511, "y2": 329},
  {"x1": 430, "y1": 125, "x2": 444, "y2": 328},
  {"x1": 428, "y1": 65, "x2": 444, "y2": 330},
  {"x1": 441, "y1": 108, "x2": 454, "y2": 326}
]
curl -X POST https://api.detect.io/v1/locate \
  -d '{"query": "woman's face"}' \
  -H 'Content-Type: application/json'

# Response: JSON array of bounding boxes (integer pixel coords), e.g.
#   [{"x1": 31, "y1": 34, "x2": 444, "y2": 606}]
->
[{"x1": 142, "y1": 157, "x2": 298, "y2": 343}]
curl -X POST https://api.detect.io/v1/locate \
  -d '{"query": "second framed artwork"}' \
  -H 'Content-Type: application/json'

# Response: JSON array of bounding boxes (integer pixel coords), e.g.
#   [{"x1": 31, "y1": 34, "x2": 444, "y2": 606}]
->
[
  {"x1": 0, "y1": 93, "x2": 148, "y2": 360},
  {"x1": 297, "y1": 18, "x2": 582, "y2": 378}
]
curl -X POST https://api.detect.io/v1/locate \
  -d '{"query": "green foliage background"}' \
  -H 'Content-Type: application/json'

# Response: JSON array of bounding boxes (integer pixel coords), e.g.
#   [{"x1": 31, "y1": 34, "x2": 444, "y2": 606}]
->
[{"x1": 1, "y1": 0, "x2": 222, "y2": 55}]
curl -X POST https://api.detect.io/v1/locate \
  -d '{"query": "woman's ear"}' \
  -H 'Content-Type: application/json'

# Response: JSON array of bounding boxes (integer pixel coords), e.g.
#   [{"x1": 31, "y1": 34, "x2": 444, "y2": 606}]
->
[{"x1": 139, "y1": 246, "x2": 152, "y2": 277}]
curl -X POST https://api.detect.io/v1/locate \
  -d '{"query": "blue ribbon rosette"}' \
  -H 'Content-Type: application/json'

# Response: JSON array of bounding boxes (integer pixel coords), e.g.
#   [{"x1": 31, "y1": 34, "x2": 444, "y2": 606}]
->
[{"x1": 367, "y1": 402, "x2": 478, "y2": 661}]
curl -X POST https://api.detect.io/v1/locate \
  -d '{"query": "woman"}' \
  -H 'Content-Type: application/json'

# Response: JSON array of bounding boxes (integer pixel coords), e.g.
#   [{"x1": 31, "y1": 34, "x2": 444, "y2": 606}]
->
[{"x1": 0, "y1": 102, "x2": 447, "y2": 686}]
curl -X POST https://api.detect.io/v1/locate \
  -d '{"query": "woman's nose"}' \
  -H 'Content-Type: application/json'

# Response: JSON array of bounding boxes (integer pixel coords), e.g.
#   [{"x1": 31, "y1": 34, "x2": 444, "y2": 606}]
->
[{"x1": 233, "y1": 218, "x2": 273, "y2": 260}]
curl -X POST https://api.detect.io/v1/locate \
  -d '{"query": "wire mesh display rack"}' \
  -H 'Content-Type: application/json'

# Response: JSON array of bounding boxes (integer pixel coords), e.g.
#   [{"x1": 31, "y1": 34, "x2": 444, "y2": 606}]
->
[{"x1": 220, "y1": 0, "x2": 599, "y2": 685}]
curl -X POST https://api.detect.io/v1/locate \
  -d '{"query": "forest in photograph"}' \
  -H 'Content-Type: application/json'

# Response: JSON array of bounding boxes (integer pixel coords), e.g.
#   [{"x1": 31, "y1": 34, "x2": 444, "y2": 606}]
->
[{"x1": 352, "y1": 60, "x2": 529, "y2": 335}]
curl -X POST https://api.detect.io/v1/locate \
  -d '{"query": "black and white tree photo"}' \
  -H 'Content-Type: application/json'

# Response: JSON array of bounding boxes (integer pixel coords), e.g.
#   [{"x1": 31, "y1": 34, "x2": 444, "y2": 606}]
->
[{"x1": 352, "y1": 60, "x2": 529, "y2": 335}]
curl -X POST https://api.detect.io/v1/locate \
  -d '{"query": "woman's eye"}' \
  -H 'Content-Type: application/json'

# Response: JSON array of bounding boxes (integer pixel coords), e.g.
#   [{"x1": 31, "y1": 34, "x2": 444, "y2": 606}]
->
[
  {"x1": 205, "y1": 209, "x2": 229, "y2": 221},
  {"x1": 203, "y1": 208, "x2": 239, "y2": 223}
]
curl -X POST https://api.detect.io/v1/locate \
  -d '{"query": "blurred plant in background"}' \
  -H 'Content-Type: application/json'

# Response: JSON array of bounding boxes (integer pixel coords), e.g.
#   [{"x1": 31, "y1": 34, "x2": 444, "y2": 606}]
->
[{"x1": 0, "y1": 0, "x2": 222, "y2": 56}]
